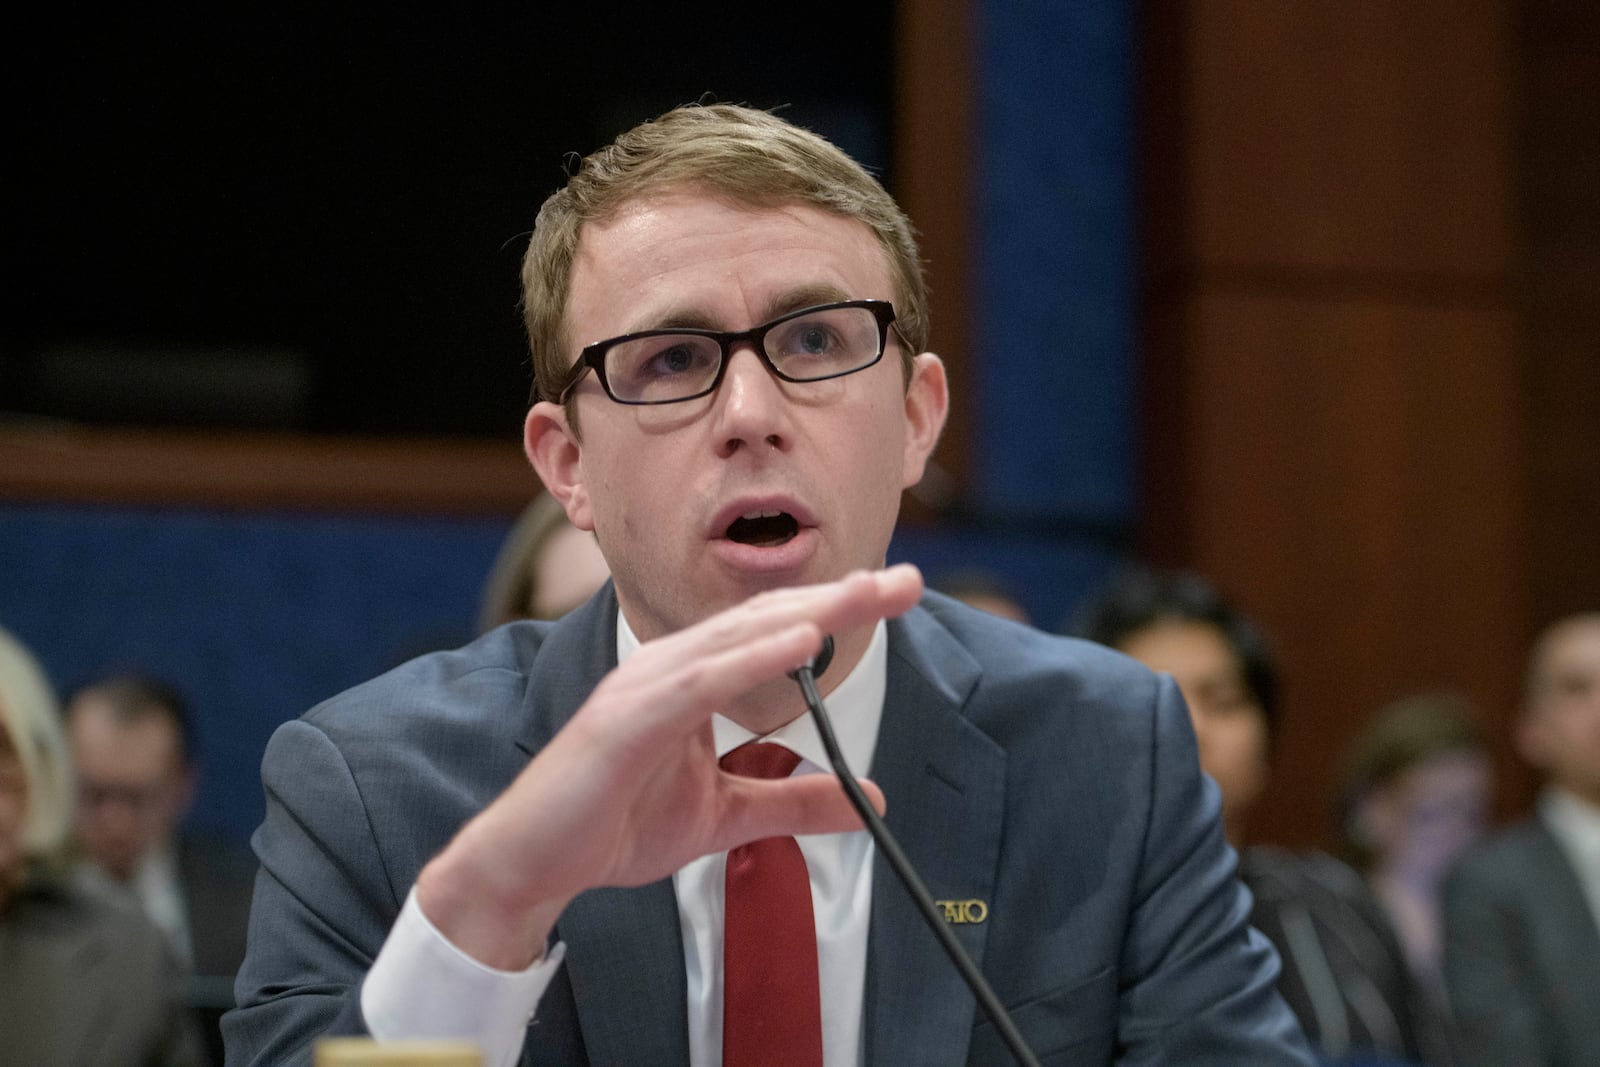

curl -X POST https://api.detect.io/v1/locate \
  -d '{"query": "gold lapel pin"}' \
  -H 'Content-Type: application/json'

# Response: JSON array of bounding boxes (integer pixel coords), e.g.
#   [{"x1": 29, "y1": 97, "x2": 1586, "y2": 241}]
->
[{"x1": 934, "y1": 899, "x2": 989, "y2": 924}]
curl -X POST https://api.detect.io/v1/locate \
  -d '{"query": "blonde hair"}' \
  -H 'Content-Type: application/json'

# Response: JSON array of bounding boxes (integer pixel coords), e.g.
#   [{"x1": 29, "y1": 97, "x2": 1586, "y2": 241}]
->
[
  {"x1": 0, "y1": 626, "x2": 73, "y2": 863},
  {"x1": 521, "y1": 103, "x2": 927, "y2": 425},
  {"x1": 477, "y1": 494, "x2": 594, "y2": 632}
]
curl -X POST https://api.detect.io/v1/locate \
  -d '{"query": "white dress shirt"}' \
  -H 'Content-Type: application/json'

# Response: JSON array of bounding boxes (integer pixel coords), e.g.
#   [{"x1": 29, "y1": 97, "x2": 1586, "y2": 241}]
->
[
  {"x1": 1540, "y1": 785, "x2": 1600, "y2": 935},
  {"x1": 365, "y1": 613, "x2": 886, "y2": 1067},
  {"x1": 133, "y1": 840, "x2": 193, "y2": 968}
]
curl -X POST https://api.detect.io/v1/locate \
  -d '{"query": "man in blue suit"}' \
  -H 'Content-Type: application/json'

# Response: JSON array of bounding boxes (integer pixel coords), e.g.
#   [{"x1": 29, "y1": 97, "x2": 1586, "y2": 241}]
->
[{"x1": 225, "y1": 103, "x2": 1312, "y2": 1066}]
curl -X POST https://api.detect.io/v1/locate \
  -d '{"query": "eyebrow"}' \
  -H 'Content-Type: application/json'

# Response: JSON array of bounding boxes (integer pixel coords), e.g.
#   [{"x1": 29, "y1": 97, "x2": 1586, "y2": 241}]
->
[{"x1": 621, "y1": 283, "x2": 857, "y2": 337}]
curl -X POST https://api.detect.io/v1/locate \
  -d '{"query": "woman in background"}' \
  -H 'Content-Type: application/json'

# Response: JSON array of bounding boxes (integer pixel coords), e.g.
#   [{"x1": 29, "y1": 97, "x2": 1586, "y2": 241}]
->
[
  {"x1": 1337, "y1": 694, "x2": 1492, "y2": 1028},
  {"x1": 477, "y1": 492, "x2": 611, "y2": 632},
  {"x1": 0, "y1": 625, "x2": 200, "y2": 1067},
  {"x1": 1076, "y1": 567, "x2": 1441, "y2": 1065}
]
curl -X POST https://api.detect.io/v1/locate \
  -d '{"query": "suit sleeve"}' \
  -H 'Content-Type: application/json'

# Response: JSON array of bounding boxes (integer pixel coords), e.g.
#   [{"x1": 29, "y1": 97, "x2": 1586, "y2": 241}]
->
[
  {"x1": 222, "y1": 718, "x2": 395, "y2": 1066},
  {"x1": 1114, "y1": 677, "x2": 1315, "y2": 1065},
  {"x1": 1441, "y1": 856, "x2": 1548, "y2": 1067}
]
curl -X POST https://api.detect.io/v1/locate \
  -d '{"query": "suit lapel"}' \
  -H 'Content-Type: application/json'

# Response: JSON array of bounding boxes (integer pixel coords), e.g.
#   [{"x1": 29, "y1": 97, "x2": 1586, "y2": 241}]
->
[
  {"x1": 863, "y1": 608, "x2": 1007, "y2": 1066},
  {"x1": 557, "y1": 881, "x2": 691, "y2": 1063},
  {"x1": 514, "y1": 583, "x2": 621, "y2": 755},
  {"x1": 1529, "y1": 824, "x2": 1600, "y2": 1044},
  {"x1": 513, "y1": 586, "x2": 691, "y2": 1063}
]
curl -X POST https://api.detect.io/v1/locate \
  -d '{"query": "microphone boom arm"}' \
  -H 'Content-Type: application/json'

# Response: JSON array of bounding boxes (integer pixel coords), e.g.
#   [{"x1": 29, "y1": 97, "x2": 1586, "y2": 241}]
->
[{"x1": 789, "y1": 641, "x2": 1042, "y2": 1067}]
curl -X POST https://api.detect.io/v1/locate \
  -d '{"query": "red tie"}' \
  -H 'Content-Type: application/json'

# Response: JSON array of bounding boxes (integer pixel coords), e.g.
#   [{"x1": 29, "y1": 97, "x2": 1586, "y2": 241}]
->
[{"x1": 720, "y1": 742, "x2": 824, "y2": 1067}]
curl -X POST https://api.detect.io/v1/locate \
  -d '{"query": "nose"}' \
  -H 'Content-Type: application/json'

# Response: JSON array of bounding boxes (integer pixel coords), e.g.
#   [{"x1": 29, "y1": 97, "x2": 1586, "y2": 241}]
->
[{"x1": 710, "y1": 343, "x2": 791, "y2": 458}]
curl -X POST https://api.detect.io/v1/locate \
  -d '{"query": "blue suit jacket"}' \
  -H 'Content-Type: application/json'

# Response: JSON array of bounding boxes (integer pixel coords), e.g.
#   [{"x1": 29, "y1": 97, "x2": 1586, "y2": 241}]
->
[{"x1": 224, "y1": 587, "x2": 1311, "y2": 1065}]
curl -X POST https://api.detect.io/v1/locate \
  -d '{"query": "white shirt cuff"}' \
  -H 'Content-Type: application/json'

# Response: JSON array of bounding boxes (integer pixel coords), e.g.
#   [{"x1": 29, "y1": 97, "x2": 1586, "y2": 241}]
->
[{"x1": 361, "y1": 887, "x2": 566, "y2": 1067}]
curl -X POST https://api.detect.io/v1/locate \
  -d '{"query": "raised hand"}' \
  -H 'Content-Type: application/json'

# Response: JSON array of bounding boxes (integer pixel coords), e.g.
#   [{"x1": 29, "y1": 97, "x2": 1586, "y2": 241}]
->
[{"x1": 415, "y1": 564, "x2": 923, "y2": 969}]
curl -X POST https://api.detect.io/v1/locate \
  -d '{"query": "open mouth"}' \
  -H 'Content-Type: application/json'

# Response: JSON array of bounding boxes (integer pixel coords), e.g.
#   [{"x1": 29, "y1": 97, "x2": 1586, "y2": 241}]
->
[{"x1": 725, "y1": 510, "x2": 800, "y2": 547}]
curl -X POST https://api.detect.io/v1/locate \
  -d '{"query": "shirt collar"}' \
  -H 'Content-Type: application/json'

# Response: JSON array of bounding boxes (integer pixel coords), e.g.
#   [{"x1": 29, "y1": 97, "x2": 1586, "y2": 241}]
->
[
  {"x1": 131, "y1": 838, "x2": 179, "y2": 893},
  {"x1": 1541, "y1": 785, "x2": 1600, "y2": 869},
  {"x1": 615, "y1": 608, "x2": 888, "y2": 779}
]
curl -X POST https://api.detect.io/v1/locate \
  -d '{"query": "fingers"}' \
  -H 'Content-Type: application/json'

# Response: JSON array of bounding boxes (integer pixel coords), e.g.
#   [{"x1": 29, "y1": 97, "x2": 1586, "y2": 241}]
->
[
  {"x1": 597, "y1": 621, "x2": 825, "y2": 743},
  {"x1": 645, "y1": 564, "x2": 924, "y2": 672},
  {"x1": 754, "y1": 564, "x2": 924, "y2": 639},
  {"x1": 715, "y1": 773, "x2": 888, "y2": 853},
  {"x1": 596, "y1": 565, "x2": 924, "y2": 744}
]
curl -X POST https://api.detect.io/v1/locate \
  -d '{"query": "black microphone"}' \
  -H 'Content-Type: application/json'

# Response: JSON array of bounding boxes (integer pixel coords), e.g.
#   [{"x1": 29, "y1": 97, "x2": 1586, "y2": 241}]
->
[
  {"x1": 790, "y1": 635, "x2": 1041, "y2": 1067},
  {"x1": 785, "y1": 633, "x2": 834, "y2": 683}
]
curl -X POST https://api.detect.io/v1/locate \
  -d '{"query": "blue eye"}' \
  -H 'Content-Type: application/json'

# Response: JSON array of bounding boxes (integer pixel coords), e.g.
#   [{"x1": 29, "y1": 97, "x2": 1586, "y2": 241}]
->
[
  {"x1": 617, "y1": 336, "x2": 717, "y2": 381},
  {"x1": 605, "y1": 334, "x2": 722, "y2": 401},
  {"x1": 796, "y1": 325, "x2": 836, "y2": 355},
  {"x1": 773, "y1": 320, "x2": 844, "y2": 361},
  {"x1": 648, "y1": 342, "x2": 703, "y2": 376}
]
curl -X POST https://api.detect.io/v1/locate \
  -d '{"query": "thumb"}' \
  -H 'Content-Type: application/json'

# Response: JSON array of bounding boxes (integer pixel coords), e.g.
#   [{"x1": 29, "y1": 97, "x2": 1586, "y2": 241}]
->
[{"x1": 718, "y1": 774, "x2": 886, "y2": 851}]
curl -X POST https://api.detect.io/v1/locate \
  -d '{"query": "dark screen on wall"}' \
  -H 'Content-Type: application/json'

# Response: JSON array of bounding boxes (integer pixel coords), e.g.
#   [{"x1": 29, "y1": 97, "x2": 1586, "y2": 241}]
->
[{"x1": 6, "y1": 7, "x2": 893, "y2": 436}]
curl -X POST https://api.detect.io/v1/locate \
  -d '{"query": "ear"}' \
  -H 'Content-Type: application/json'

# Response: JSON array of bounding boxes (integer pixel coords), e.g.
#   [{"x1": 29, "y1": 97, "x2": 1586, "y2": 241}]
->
[
  {"x1": 1514, "y1": 708, "x2": 1549, "y2": 772},
  {"x1": 525, "y1": 402, "x2": 594, "y2": 531},
  {"x1": 900, "y1": 352, "x2": 949, "y2": 489},
  {"x1": 1355, "y1": 787, "x2": 1400, "y2": 852}
]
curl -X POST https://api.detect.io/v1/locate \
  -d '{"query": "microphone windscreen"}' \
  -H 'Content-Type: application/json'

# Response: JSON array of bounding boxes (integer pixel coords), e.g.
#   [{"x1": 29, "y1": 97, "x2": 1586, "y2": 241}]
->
[
  {"x1": 788, "y1": 634, "x2": 834, "y2": 682},
  {"x1": 811, "y1": 635, "x2": 835, "y2": 680}
]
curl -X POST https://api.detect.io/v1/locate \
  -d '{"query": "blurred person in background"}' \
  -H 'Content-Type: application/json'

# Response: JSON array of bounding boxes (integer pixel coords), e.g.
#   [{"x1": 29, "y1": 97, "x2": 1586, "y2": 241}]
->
[
  {"x1": 0, "y1": 626, "x2": 201, "y2": 1067},
  {"x1": 1078, "y1": 566, "x2": 1438, "y2": 1065},
  {"x1": 932, "y1": 568, "x2": 1031, "y2": 625},
  {"x1": 1074, "y1": 568, "x2": 1276, "y2": 843},
  {"x1": 476, "y1": 491, "x2": 612, "y2": 632},
  {"x1": 1335, "y1": 693, "x2": 1491, "y2": 1025},
  {"x1": 1442, "y1": 613, "x2": 1600, "y2": 1066},
  {"x1": 66, "y1": 673, "x2": 257, "y2": 1065}
]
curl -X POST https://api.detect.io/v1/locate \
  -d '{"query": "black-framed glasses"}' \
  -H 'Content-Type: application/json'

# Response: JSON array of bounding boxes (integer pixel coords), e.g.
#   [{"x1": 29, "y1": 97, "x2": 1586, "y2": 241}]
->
[{"x1": 555, "y1": 299, "x2": 898, "y2": 405}]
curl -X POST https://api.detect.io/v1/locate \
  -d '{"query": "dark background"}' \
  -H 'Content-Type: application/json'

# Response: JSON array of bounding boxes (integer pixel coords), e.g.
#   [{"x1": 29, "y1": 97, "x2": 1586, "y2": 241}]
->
[{"x1": 6, "y1": 6, "x2": 893, "y2": 436}]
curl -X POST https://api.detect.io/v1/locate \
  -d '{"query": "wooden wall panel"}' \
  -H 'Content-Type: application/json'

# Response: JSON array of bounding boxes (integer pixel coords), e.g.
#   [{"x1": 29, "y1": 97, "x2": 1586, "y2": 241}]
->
[
  {"x1": 1176, "y1": 293, "x2": 1529, "y2": 843},
  {"x1": 1142, "y1": 1, "x2": 1533, "y2": 846},
  {"x1": 894, "y1": 0, "x2": 974, "y2": 503},
  {"x1": 1183, "y1": 0, "x2": 1512, "y2": 279},
  {"x1": 1517, "y1": 0, "x2": 1600, "y2": 625},
  {"x1": 0, "y1": 425, "x2": 538, "y2": 515}
]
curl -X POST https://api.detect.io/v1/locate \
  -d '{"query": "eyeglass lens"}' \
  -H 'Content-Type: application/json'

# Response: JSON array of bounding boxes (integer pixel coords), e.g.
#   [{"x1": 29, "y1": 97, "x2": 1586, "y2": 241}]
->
[{"x1": 603, "y1": 304, "x2": 883, "y2": 404}]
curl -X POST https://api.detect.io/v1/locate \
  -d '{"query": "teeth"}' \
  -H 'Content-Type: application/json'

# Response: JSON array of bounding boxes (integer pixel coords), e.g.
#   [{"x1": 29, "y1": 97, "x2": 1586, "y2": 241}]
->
[{"x1": 742, "y1": 509, "x2": 782, "y2": 520}]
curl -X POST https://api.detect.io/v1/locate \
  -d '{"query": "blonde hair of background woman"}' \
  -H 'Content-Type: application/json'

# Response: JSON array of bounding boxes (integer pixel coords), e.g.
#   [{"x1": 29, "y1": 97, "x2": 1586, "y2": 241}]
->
[{"x1": 0, "y1": 625, "x2": 74, "y2": 864}]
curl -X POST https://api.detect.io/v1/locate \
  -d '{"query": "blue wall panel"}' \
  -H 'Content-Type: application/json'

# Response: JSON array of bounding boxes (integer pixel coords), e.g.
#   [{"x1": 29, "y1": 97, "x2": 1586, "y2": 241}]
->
[
  {"x1": 891, "y1": 526, "x2": 1119, "y2": 635},
  {"x1": 0, "y1": 503, "x2": 509, "y2": 844},
  {"x1": 973, "y1": 0, "x2": 1136, "y2": 527},
  {"x1": 0, "y1": 501, "x2": 1118, "y2": 849}
]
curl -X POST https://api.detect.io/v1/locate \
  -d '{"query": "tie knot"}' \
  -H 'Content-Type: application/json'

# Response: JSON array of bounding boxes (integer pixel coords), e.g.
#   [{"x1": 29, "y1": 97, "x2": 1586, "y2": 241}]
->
[{"x1": 719, "y1": 741, "x2": 802, "y2": 780}]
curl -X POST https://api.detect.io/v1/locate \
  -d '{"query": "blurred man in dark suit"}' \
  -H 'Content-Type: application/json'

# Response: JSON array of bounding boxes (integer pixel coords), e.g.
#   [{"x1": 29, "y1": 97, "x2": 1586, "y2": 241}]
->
[
  {"x1": 66, "y1": 674, "x2": 257, "y2": 1063},
  {"x1": 1443, "y1": 613, "x2": 1600, "y2": 1066}
]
